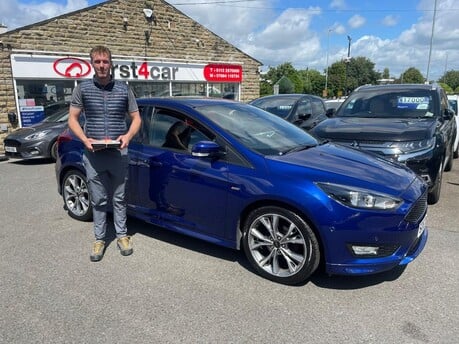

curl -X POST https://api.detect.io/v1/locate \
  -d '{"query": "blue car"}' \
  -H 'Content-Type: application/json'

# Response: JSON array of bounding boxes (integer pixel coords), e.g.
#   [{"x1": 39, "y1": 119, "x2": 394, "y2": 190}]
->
[{"x1": 55, "y1": 98, "x2": 428, "y2": 285}]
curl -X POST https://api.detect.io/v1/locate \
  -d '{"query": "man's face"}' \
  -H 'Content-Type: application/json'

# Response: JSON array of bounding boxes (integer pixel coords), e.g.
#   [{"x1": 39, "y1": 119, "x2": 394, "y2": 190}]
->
[{"x1": 91, "y1": 52, "x2": 111, "y2": 80}]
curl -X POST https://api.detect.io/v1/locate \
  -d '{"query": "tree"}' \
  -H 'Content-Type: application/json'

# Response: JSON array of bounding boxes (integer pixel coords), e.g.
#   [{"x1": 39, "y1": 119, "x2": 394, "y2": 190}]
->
[
  {"x1": 276, "y1": 75, "x2": 295, "y2": 94},
  {"x1": 382, "y1": 68, "x2": 390, "y2": 79},
  {"x1": 439, "y1": 70, "x2": 459, "y2": 91},
  {"x1": 400, "y1": 67, "x2": 424, "y2": 84},
  {"x1": 298, "y1": 69, "x2": 325, "y2": 96},
  {"x1": 438, "y1": 83, "x2": 453, "y2": 94},
  {"x1": 327, "y1": 62, "x2": 346, "y2": 97},
  {"x1": 346, "y1": 57, "x2": 381, "y2": 92},
  {"x1": 263, "y1": 63, "x2": 303, "y2": 93}
]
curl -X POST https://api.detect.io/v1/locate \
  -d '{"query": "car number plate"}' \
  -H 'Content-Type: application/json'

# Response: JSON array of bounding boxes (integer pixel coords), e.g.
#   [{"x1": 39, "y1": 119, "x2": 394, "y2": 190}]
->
[
  {"x1": 5, "y1": 146, "x2": 17, "y2": 153},
  {"x1": 417, "y1": 216, "x2": 427, "y2": 238}
]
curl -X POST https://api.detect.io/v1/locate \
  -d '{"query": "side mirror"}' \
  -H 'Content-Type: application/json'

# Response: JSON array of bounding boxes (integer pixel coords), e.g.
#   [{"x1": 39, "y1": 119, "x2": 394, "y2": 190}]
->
[
  {"x1": 191, "y1": 141, "x2": 225, "y2": 159},
  {"x1": 444, "y1": 108, "x2": 454, "y2": 120},
  {"x1": 298, "y1": 113, "x2": 312, "y2": 121},
  {"x1": 325, "y1": 108, "x2": 335, "y2": 117}
]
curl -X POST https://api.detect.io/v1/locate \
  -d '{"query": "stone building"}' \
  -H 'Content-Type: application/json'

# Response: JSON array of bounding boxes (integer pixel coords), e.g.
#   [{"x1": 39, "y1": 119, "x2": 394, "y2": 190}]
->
[{"x1": 0, "y1": 0, "x2": 262, "y2": 153}]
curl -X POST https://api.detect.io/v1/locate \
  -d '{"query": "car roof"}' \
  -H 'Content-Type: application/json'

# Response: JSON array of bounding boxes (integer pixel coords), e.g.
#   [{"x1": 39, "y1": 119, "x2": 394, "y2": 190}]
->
[
  {"x1": 354, "y1": 83, "x2": 441, "y2": 93},
  {"x1": 136, "y1": 97, "x2": 239, "y2": 108},
  {"x1": 249, "y1": 94, "x2": 321, "y2": 102}
]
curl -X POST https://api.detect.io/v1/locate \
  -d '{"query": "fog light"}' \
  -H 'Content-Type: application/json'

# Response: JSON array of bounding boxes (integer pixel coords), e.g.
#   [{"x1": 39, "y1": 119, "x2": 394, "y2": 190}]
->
[{"x1": 351, "y1": 245, "x2": 379, "y2": 256}]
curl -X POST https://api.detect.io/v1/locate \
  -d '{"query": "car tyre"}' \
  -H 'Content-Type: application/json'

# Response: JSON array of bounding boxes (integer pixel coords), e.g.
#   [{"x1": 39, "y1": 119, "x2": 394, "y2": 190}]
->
[
  {"x1": 428, "y1": 161, "x2": 443, "y2": 205},
  {"x1": 444, "y1": 144, "x2": 454, "y2": 172},
  {"x1": 62, "y1": 169, "x2": 93, "y2": 221},
  {"x1": 50, "y1": 140, "x2": 58, "y2": 162},
  {"x1": 242, "y1": 206, "x2": 320, "y2": 285}
]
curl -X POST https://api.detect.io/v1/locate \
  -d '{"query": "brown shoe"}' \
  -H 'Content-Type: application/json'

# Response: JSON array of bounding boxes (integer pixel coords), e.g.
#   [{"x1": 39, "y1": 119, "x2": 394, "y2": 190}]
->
[
  {"x1": 117, "y1": 236, "x2": 133, "y2": 256},
  {"x1": 90, "y1": 240, "x2": 105, "y2": 262}
]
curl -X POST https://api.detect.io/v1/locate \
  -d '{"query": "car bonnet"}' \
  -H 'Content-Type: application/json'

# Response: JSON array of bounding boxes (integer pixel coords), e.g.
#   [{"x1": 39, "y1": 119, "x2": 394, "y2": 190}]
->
[{"x1": 268, "y1": 142, "x2": 422, "y2": 198}]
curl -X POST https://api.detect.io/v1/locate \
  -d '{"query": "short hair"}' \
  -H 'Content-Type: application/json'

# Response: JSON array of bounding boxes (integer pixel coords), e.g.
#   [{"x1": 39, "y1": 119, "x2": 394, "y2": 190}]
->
[{"x1": 89, "y1": 45, "x2": 112, "y2": 62}]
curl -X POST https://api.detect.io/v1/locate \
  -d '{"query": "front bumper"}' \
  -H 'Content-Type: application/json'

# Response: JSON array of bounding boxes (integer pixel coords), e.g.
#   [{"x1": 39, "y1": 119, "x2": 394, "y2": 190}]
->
[
  {"x1": 325, "y1": 225, "x2": 428, "y2": 276},
  {"x1": 4, "y1": 139, "x2": 51, "y2": 159}
]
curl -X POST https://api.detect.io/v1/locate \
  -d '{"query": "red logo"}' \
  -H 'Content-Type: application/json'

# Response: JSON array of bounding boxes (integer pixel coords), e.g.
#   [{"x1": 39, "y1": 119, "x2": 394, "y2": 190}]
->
[
  {"x1": 204, "y1": 64, "x2": 242, "y2": 82},
  {"x1": 53, "y1": 57, "x2": 92, "y2": 78}
]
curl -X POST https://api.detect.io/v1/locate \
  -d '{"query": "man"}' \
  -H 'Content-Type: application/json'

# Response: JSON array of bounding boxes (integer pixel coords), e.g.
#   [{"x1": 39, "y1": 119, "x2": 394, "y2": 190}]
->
[{"x1": 68, "y1": 45, "x2": 141, "y2": 262}]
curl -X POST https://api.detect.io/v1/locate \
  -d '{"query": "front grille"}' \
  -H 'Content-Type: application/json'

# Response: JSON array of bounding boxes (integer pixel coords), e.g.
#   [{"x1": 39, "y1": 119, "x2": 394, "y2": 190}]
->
[
  {"x1": 405, "y1": 191, "x2": 428, "y2": 223},
  {"x1": 4, "y1": 139, "x2": 21, "y2": 148}
]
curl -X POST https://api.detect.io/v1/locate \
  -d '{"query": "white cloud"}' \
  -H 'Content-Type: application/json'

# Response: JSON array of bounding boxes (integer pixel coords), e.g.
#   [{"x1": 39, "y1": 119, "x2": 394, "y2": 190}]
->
[
  {"x1": 0, "y1": 0, "x2": 90, "y2": 30},
  {"x1": 382, "y1": 15, "x2": 398, "y2": 27},
  {"x1": 330, "y1": 0, "x2": 346, "y2": 10},
  {"x1": 348, "y1": 14, "x2": 366, "y2": 29}
]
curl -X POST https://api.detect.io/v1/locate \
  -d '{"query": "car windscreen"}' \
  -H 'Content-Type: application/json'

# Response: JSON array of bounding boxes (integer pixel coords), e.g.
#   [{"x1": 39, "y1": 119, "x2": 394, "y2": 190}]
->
[
  {"x1": 337, "y1": 90, "x2": 437, "y2": 119},
  {"x1": 43, "y1": 108, "x2": 69, "y2": 122},
  {"x1": 197, "y1": 103, "x2": 318, "y2": 156},
  {"x1": 250, "y1": 97, "x2": 301, "y2": 119}
]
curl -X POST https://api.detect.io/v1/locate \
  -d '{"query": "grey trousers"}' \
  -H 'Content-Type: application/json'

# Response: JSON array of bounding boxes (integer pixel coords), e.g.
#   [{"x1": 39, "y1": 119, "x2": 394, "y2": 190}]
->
[{"x1": 83, "y1": 148, "x2": 129, "y2": 241}]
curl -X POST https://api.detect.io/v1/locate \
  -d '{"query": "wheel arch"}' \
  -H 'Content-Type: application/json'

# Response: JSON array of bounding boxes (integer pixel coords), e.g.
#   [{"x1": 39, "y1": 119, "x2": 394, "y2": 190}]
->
[{"x1": 237, "y1": 199, "x2": 326, "y2": 264}]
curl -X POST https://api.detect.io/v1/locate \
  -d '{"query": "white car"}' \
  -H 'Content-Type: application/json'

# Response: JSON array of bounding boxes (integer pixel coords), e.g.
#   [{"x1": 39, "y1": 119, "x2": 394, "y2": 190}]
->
[{"x1": 447, "y1": 94, "x2": 459, "y2": 158}]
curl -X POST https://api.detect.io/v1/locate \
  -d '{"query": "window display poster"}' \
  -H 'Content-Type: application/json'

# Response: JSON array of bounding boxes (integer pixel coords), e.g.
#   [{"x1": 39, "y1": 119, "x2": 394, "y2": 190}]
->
[{"x1": 19, "y1": 101, "x2": 45, "y2": 126}]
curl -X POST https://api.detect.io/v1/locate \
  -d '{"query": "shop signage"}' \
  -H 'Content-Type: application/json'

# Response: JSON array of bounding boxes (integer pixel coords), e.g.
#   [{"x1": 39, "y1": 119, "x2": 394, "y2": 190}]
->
[
  {"x1": 203, "y1": 64, "x2": 243, "y2": 82},
  {"x1": 19, "y1": 106, "x2": 45, "y2": 127},
  {"x1": 53, "y1": 57, "x2": 92, "y2": 78},
  {"x1": 11, "y1": 54, "x2": 243, "y2": 83}
]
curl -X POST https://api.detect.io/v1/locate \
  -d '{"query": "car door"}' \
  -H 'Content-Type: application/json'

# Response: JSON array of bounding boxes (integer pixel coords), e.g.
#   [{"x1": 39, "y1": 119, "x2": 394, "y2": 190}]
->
[{"x1": 128, "y1": 106, "x2": 232, "y2": 240}]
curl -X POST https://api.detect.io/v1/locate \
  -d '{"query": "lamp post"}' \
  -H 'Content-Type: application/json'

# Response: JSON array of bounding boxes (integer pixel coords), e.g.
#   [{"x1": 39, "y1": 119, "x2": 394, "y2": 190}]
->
[
  {"x1": 426, "y1": 0, "x2": 437, "y2": 83},
  {"x1": 324, "y1": 28, "x2": 333, "y2": 98},
  {"x1": 344, "y1": 35, "x2": 352, "y2": 96}
]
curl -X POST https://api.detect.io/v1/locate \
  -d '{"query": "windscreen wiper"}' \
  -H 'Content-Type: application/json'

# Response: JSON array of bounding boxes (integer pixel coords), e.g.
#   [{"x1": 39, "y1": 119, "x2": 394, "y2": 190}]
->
[{"x1": 281, "y1": 144, "x2": 316, "y2": 155}]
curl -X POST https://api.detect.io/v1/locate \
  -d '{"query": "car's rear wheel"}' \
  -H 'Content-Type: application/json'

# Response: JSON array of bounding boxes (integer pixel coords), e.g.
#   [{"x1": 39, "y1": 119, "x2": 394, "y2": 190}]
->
[
  {"x1": 62, "y1": 170, "x2": 92, "y2": 221},
  {"x1": 428, "y1": 161, "x2": 443, "y2": 205},
  {"x1": 444, "y1": 145, "x2": 454, "y2": 172},
  {"x1": 242, "y1": 206, "x2": 320, "y2": 285}
]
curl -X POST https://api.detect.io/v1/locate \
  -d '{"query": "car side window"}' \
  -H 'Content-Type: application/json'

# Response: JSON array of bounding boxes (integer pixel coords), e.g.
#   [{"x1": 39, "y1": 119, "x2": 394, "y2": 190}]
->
[
  {"x1": 295, "y1": 100, "x2": 312, "y2": 117},
  {"x1": 149, "y1": 109, "x2": 212, "y2": 151},
  {"x1": 311, "y1": 99, "x2": 325, "y2": 115}
]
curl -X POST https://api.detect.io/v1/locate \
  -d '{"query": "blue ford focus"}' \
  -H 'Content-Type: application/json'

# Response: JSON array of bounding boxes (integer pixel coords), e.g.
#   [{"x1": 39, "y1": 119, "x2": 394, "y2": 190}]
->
[{"x1": 55, "y1": 98, "x2": 428, "y2": 285}]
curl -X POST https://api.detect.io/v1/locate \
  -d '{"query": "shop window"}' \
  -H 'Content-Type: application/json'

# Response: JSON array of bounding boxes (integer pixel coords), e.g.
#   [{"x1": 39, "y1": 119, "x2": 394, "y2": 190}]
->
[
  {"x1": 130, "y1": 82, "x2": 169, "y2": 98},
  {"x1": 15, "y1": 79, "x2": 75, "y2": 126}
]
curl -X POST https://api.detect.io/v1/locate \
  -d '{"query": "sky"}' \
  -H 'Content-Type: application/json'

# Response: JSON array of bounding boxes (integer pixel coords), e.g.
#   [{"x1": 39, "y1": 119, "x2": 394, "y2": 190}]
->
[{"x1": 1, "y1": 0, "x2": 459, "y2": 82}]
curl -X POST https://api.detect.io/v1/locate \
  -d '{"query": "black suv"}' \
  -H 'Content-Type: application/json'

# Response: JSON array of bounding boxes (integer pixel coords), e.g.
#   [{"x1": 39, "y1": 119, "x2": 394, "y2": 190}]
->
[{"x1": 311, "y1": 84, "x2": 457, "y2": 204}]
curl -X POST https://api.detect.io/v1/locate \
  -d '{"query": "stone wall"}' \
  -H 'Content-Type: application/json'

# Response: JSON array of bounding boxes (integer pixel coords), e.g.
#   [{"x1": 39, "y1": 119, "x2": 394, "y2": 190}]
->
[{"x1": 0, "y1": 0, "x2": 261, "y2": 152}]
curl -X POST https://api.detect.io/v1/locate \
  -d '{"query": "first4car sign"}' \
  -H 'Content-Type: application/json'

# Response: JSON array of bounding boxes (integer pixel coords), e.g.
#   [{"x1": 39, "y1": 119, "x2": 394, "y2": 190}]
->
[{"x1": 11, "y1": 54, "x2": 243, "y2": 82}]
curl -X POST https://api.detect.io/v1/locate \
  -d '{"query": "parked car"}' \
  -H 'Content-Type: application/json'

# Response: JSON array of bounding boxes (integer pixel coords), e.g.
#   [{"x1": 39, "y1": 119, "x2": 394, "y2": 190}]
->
[
  {"x1": 324, "y1": 98, "x2": 346, "y2": 111},
  {"x1": 447, "y1": 94, "x2": 459, "y2": 158},
  {"x1": 4, "y1": 108, "x2": 71, "y2": 161},
  {"x1": 311, "y1": 84, "x2": 456, "y2": 205},
  {"x1": 56, "y1": 97, "x2": 428, "y2": 285},
  {"x1": 248, "y1": 94, "x2": 333, "y2": 131}
]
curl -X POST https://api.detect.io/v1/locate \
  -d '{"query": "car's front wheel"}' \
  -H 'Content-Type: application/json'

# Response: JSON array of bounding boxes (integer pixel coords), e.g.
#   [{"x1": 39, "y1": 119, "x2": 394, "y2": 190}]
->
[
  {"x1": 242, "y1": 206, "x2": 320, "y2": 285},
  {"x1": 62, "y1": 170, "x2": 92, "y2": 221},
  {"x1": 428, "y1": 160, "x2": 443, "y2": 205}
]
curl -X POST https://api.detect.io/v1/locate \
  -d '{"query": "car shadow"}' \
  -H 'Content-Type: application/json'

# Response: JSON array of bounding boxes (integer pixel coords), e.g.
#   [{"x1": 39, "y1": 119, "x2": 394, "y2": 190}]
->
[
  {"x1": 309, "y1": 265, "x2": 407, "y2": 289},
  {"x1": 126, "y1": 217, "x2": 248, "y2": 265},
  {"x1": 125, "y1": 217, "x2": 408, "y2": 289},
  {"x1": 8, "y1": 158, "x2": 55, "y2": 165}
]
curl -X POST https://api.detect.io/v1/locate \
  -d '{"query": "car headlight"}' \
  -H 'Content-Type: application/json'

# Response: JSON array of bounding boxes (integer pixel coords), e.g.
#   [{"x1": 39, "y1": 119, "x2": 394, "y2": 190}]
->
[
  {"x1": 390, "y1": 137, "x2": 435, "y2": 154},
  {"x1": 317, "y1": 182, "x2": 402, "y2": 210},
  {"x1": 25, "y1": 130, "x2": 51, "y2": 140}
]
